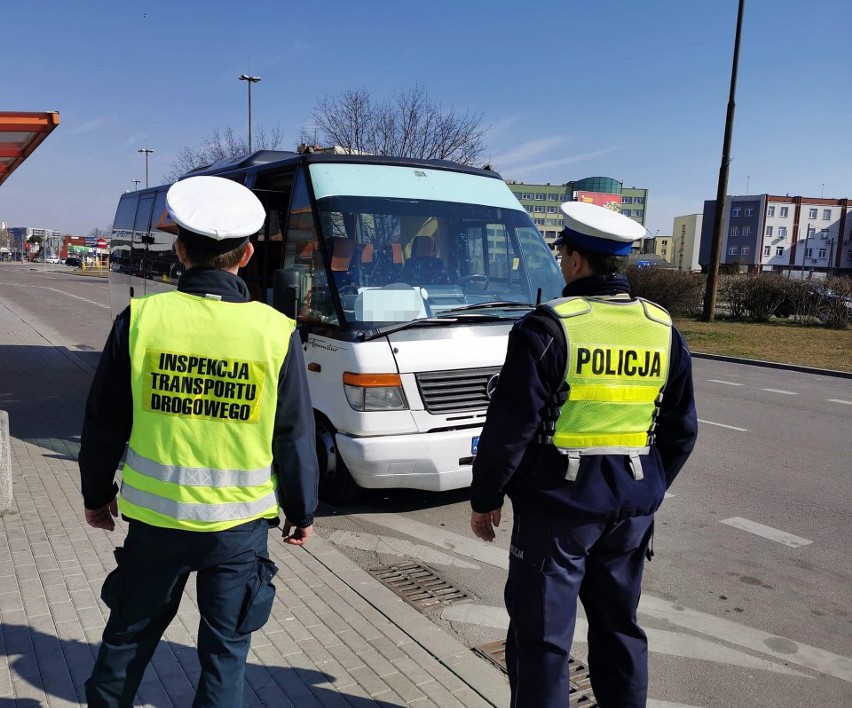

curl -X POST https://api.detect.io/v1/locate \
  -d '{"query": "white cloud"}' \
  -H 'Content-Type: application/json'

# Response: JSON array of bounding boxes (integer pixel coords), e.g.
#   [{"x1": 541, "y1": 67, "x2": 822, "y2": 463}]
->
[{"x1": 67, "y1": 115, "x2": 115, "y2": 136}]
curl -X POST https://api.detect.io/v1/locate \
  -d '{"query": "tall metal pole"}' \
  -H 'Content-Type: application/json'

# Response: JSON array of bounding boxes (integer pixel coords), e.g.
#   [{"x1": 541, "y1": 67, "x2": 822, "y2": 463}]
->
[
  {"x1": 239, "y1": 74, "x2": 261, "y2": 152},
  {"x1": 138, "y1": 148, "x2": 153, "y2": 188},
  {"x1": 702, "y1": 0, "x2": 746, "y2": 322}
]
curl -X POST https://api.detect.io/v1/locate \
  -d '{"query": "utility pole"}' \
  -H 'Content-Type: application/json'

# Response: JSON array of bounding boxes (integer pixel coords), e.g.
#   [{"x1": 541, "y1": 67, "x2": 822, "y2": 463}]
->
[
  {"x1": 132, "y1": 179, "x2": 141, "y2": 191},
  {"x1": 703, "y1": 0, "x2": 746, "y2": 322}
]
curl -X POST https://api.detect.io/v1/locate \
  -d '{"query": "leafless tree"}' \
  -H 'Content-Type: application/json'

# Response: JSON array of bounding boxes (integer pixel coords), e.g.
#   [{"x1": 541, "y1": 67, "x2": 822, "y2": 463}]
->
[
  {"x1": 300, "y1": 85, "x2": 487, "y2": 165},
  {"x1": 164, "y1": 124, "x2": 284, "y2": 183}
]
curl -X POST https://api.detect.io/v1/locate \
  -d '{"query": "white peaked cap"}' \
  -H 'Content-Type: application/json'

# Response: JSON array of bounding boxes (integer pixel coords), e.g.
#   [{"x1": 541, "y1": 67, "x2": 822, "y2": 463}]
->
[
  {"x1": 166, "y1": 176, "x2": 265, "y2": 240},
  {"x1": 555, "y1": 201, "x2": 647, "y2": 256}
]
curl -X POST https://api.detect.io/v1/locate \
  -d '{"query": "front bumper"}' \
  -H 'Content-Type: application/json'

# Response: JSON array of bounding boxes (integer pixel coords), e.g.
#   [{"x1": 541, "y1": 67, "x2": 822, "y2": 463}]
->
[{"x1": 334, "y1": 428, "x2": 481, "y2": 492}]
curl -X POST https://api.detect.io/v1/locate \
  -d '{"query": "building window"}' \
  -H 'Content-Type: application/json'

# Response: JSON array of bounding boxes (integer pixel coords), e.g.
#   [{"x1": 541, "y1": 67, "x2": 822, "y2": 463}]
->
[
  {"x1": 766, "y1": 226, "x2": 773, "y2": 236},
  {"x1": 548, "y1": 194, "x2": 561, "y2": 201},
  {"x1": 745, "y1": 208, "x2": 753, "y2": 217},
  {"x1": 534, "y1": 206, "x2": 544, "y2": 212},
  {"x1": 780, "y1": 206, "x2": 789, "y2": 217},
  {"x1": 809, "y1": 208, "x2": 818, "y2": 219},
  {"x1": 634, "y1": 210, "x2": 644, "y2": 218},
  {"x1": 535, "y1": 193, "x2": 546, "y2": 201},
  {"x1": 806, "y1": 248, "x2": 813, "y2": 258},
  {"x1": 820, "y1": 229, "x2": 829, "y2": 240},
  {"x1": 522, "y1": 192, "x2": 532, "y2": 200},
  {"x1": 534, "y1": 218, "x2": 544, "y2": 225},
  {"x1": 732, "y1": 207, "x2": 741, "y2": 217},
  {"x1": 525, "y1": 205, "x2": 533, "y2": 212},
  {"x1": 744, "y1": 226, "x2": 751, "y2": 236},
  {"x1": 728, "y1": 247, "x2": 739, "y2": 256},
  {"x1": 764, "y1": 246, "x2": 771, "y2": 257},
  {"x1": 823, "y1": 209, "x2": 831, "y2": 220},
  {"x1": 778, "y1": 226, "x2": 787, "y2": 237},
  {"x1": 622, "y1": 209, "x2": 631, "y2": 217},
  {"x1": 807, "y1": 225, "x2": 815, "y2": 238},
  {"x1": 634, "y1": 197, "x2": 645, "y2": 205},
  {"x1": 767, "y1": 206, "x2": 775, "y2": 217},
  {"x1": 741, "y1": 247, "x2": 750, "y2": 256},
  {"x1": 622, "y1": 196, "x2": 633, "y2": 204},
  {"x1": 776, "y1": 247, "x2": 784, "y2": 256},
  {"x1": 818, "y1": 249, "x2": 826, "y2": 258},
  {"x1": 730, "y1": 226, "x2": 739, "y2": 236},
  {"x1": 546, "y1": 206, "x2": 557, "y2": 213}
]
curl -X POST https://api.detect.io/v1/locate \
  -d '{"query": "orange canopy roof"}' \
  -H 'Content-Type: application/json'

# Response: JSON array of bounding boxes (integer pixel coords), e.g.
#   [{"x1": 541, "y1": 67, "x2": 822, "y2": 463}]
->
[{"x1": 0, "y1": 111, "x2": 60, "y2": 187}]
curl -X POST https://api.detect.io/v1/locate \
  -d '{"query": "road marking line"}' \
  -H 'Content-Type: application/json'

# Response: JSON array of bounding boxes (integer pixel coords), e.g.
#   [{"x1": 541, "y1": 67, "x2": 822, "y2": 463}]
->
[
  {"x1": 761, "y1": 388, "x2": 797, "y2": 395},
  {"x1": 442, "y1": 604, "x2": 806, "y2": 677},
  {"x1": 707, "y1": 379, "x2": 743, "y2": 386},
  {"x1": 326, "y1": 530, "x2": 479, "y2": 569},
  {"x1": 719, "y1": 516, "x2": 812, "y2": 548},
  {"x1": 828, "y1": 399, "x2": 852, "y2": 405},
  {"x1": 640, "y1": 596, "x2": 851, "y2": 683},
  {"x1": 698, "y1": 419, "x2": 747, "y2": 432},
  {"x1": 351, "y1": 513, "x2": 509, "y2": 569},
  {"x1": 664, "y1": 492, "x2": 675, "y2": 498},
  {"x1": 0, "y1": 283, "x2": 110, "y2": 309}
]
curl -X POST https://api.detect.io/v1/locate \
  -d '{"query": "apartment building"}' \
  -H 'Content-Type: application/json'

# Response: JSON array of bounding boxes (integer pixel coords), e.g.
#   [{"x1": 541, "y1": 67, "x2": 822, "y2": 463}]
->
[
  {"x1": 670, "y1": 214, "x2": 703, "y2": 272},
  {"x1": 507, "y1": 176, "x2": 649, "y2": 249},
  {"x1": 698, "y1": 195, "x2": 851, "y2": 276}
]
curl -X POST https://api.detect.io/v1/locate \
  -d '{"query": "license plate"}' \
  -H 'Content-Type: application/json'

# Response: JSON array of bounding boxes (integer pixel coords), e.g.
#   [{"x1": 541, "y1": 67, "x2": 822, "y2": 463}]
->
[{"x1": 471, "y1": 436, "x2": 479, "y2": 455}]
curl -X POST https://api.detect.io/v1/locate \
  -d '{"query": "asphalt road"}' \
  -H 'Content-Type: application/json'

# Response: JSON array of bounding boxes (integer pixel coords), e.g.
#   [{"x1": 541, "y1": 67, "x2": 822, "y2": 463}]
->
[{"x1": 2, "y1": 263, "x2": 850, "y2": 707}]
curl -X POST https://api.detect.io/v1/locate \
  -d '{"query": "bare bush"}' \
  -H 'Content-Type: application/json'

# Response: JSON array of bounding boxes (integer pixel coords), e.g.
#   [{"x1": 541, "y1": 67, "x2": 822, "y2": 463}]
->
[
  {"x1": 742, "y1": 276, "x2": 789, "y2": 322},
  {"x1": 626, "y1": 267, "x2": 705, "y2": 316}
]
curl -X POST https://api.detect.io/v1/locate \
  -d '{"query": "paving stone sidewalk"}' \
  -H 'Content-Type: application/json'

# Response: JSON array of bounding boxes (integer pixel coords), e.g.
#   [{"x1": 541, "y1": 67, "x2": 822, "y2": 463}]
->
[{"x1": 0, "y1": 300, "x2": 509, "y2": 707}]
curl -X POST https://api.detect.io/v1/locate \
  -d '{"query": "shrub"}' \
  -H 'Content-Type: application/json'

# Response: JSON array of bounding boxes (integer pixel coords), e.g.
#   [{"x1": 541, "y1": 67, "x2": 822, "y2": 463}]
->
[
  {"x1": 626, "y1": 267, "x2": 705, "y2": 316},
  {"x1": 742, "y1": 276, "x2": 789, "y2": 322},
  {"x1": 718, "y1": 275, "x2": 750, "y2": 319}
]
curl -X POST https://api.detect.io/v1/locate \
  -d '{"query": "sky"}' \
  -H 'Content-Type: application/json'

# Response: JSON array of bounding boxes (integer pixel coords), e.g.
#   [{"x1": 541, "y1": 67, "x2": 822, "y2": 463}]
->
[{"x1": 1, "y1": 0, "x2": 850, "y2": 237}]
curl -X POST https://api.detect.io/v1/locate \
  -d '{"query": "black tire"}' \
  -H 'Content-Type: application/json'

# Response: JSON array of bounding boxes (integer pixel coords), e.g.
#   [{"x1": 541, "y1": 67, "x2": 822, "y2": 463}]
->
[{"x1": 315, "y1": 415, "x2": 361, "y2": 504}]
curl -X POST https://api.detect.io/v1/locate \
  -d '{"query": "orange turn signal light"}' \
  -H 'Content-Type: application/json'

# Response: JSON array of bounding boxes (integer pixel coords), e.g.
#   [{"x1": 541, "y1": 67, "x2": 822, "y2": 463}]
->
[{"x1": 342, "y1": 372, "x2": 402, "y2": 388}]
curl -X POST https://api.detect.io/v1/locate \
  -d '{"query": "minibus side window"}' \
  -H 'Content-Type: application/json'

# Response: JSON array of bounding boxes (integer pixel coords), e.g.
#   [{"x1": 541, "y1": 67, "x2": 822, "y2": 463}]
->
[
  {"x1": 132, "y1": 194, "x2": 155, "y2": 290},
  {"x1": 283, "y1": 170, "x2": 337, "y2": 324},
  {"x1": 246, "y1": 171, "x2": 295, "y2": 303}
]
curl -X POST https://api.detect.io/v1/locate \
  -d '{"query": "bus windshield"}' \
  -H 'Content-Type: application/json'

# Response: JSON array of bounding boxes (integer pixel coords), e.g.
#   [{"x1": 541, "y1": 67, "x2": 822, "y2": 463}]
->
[{"x1": 310, "y1": 167, "x2": 564, "y2": 325}]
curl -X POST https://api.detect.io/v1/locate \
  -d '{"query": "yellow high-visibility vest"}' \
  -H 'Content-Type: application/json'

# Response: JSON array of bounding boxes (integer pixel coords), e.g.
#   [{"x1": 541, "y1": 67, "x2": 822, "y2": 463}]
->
[
  {"x1": 541, "y1": 296, "x2": 671, "y2": 480},
  {"x1": 121, "y1": 290, "x2": 294, "y2": 531}
]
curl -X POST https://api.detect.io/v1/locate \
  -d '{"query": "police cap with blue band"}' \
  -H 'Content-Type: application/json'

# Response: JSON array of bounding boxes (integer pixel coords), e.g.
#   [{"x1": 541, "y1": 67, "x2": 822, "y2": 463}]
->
[
  {"x1": 553, "y1": 201, "x2": 647, "y2": 256},
  {"x1": 167, "y1": 176, "x2": 266, "y2": 255}
]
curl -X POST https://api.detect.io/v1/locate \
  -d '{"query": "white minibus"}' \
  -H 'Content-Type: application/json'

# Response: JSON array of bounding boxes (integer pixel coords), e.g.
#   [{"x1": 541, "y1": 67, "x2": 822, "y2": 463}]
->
[{"x1": 109, "y1": 151, "x2": 565, "y2": 502}]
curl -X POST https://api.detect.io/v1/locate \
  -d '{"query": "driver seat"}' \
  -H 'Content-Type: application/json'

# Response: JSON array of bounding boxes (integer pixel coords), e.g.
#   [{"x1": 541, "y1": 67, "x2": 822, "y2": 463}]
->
[{"x1": 402, "y1": 235, "x2": 449, "y2": 285}]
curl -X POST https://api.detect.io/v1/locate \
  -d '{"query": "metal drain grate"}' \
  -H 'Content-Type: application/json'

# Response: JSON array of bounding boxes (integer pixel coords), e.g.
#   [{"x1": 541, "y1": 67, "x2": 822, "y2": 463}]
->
[
  {"x1": 473, "y1": 640, "x2": 597, "y2": 706},
  {"x1": 368, "y1": 562, "x2": 473, "y2": 612}
]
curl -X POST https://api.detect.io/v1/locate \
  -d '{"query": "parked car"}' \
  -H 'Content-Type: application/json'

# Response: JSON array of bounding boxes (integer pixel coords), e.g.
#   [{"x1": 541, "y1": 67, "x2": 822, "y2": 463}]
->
[
  {"x1": 45, "y1": 257, "x2": 61, "y2": 264},
  {"x1": 64, "y1": 257, "x2": 81, "y2": 267}
]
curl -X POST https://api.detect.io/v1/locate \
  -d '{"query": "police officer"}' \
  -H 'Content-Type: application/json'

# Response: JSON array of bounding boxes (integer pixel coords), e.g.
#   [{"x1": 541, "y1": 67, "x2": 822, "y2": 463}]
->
[
  {"x1": 470, "y1": 202, "x2": 698, "y2": 707},
  {"x1": 79, "y1": 176, "x2": 319, "y2": 707}
]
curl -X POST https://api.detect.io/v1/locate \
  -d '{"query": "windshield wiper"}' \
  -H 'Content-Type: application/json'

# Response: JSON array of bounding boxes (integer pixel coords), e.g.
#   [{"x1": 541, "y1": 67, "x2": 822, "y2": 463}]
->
[
  {"x1": 357, "y1": 317, "x2": 451, "y2": 342},
  {"x1": 438, "y1": 301, "x2": 534, "y2": 314}
]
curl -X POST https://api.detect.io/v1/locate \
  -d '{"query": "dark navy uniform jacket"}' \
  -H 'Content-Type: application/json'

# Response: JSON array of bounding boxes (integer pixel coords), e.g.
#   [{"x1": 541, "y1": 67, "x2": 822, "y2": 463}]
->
[
  {"x1": 79, "y1": 268, "x2": 319, "y2": 528},
  {"x1": 470, "y1": 274, "x2": 697, "y2": 519}
]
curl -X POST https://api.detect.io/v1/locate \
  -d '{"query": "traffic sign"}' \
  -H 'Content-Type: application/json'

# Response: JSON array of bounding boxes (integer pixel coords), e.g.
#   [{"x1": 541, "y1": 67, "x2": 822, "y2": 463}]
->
[{"x1": 96, "y1": 238, "x2": 107, "y2": 249}]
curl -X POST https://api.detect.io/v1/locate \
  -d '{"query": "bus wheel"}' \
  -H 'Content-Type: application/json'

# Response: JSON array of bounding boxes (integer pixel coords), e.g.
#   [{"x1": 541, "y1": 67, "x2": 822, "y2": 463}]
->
[{"x1": 316, "y1": 416, "x2": 361, "y2": 504}]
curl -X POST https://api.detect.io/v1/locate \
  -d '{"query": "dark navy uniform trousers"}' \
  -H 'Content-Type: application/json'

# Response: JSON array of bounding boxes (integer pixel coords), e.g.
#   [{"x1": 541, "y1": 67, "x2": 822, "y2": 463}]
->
[
  {"x1": 86, "y1": 518, "x2": 277, "y2": 708},
  {"x1": 505, "y1": 511, "x2": 654, "y2": 708}
]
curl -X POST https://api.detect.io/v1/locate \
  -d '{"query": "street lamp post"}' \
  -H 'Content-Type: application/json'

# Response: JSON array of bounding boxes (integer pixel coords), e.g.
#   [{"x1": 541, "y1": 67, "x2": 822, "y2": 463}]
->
[
  {"x1": 138, "y1": 148, "x2": 154, "y2": 188},
  {"x1": 132, "y1": 179, "x2": 141, "y2": 191},
  {"x1": 239, "y1": 74, "x2": 261, "y2": 152}
]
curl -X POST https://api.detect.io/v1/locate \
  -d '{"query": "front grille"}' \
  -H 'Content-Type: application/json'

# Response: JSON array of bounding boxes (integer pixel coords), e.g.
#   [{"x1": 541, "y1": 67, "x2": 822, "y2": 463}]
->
[{"x1": 415, "y1": 366, "x2": 501, "y2": 414}]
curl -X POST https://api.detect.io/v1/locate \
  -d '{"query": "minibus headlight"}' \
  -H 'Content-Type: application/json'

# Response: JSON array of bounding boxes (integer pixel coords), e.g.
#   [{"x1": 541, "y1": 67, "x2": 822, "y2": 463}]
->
[{"x1": 342, "y1": 372, "x2": 408, "y2": 412}]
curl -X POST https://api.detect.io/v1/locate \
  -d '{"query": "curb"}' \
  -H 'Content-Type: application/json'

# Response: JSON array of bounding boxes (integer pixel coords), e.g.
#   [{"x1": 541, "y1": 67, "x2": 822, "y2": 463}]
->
[
  {"x1": 691, "y1": 351, "x2": 852, "y2": 379},
  {"x1": 304, "y1": 535, "x2": 510, "y2": 706},
  {"x1": 0, "y1": 410, "x2": 12, "y2": 515}
]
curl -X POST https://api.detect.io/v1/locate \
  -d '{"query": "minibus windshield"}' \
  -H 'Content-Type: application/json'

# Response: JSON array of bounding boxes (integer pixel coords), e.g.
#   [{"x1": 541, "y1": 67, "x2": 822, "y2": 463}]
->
[{"x1": 314, "y1": 193, "x2": 565, "y2": 325}]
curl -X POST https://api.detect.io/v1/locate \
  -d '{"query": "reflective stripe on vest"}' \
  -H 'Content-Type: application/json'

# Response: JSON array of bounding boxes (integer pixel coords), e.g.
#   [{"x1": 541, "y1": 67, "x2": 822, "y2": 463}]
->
[
  {"x1": 122, "y1": 290, "x2": 294, "y2": 532},
  {"x1": 542, "y1": 296, "x2": 671, "y2": 477}
]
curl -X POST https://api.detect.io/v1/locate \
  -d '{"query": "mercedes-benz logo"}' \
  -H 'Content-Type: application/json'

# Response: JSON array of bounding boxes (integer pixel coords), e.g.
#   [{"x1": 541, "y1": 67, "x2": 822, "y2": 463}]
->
[{"x1": 485, "y1": 374, "x2": 500, "y2": 400}]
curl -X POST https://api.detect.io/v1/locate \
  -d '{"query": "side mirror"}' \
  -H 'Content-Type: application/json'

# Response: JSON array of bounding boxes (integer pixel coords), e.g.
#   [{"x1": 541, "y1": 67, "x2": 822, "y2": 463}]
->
[{"x1": 273, "y1": 269, "x2": 301, "y2": 319}]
